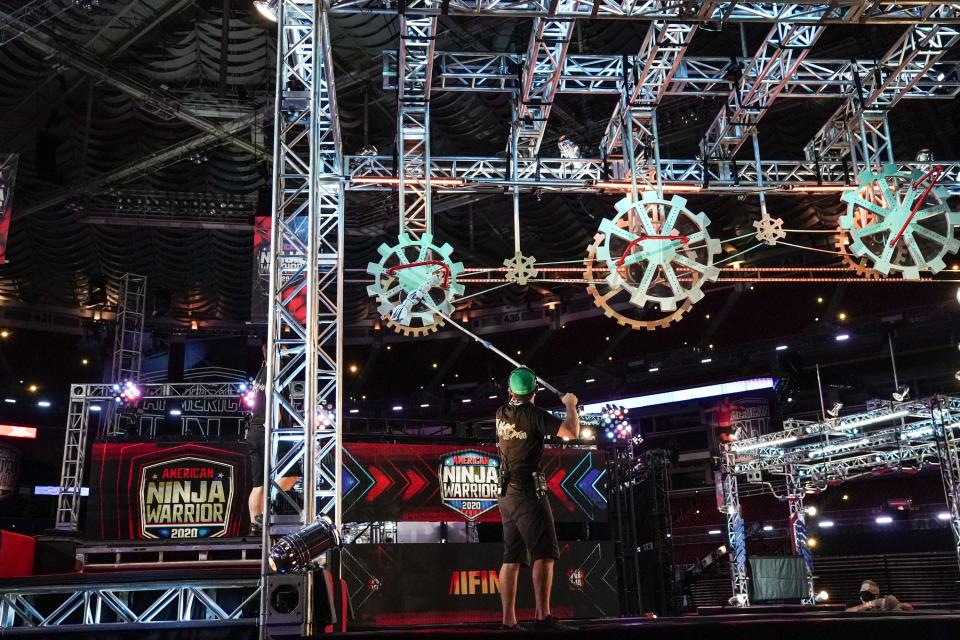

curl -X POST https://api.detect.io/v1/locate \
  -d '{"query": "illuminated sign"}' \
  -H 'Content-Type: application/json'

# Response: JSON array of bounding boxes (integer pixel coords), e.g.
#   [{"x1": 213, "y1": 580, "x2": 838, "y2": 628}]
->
[
  {"x1": 0, "y1": 424, "x2": 37, "y2": 439},
  {"x1": 448, "y1": 570, "x2": 500, "y2": 595},
  {"x1": 581, "y1": 377, "x2": 776, "y2": 413},
  {"x1": 139, "y1": 456, "x2": 235, "y2": 539},
  {"x1": 438, "y1": 450, "x2": 500, "y2": 521}
]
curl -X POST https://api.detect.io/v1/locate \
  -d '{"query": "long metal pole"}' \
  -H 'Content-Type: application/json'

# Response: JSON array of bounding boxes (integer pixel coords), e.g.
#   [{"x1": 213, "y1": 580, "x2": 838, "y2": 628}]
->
[{"x1": 816, "y1": 363, "x2": 826, "y2": 421}]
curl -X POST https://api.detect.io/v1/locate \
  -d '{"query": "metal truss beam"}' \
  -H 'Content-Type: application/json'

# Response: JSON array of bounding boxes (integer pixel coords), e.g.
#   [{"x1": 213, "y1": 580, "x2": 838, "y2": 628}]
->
[
  {"x1": 514, "y1": 19, "x2": 574, "y2": 158},
  {"x1": 384, "y1": 50, "x2": 960, "y2": 100},
  {"x1": 346, "y1": 155, "x2": 960, "y2": 195},
  {"x1": 398, "y1": 16, "x2": 436, "y2": 238},
  {"x1": 805, "y1": 7, "x2": 960, "y2": 167},
  {"x1": 262, "y1": 2, "x2": 344, "y2": 636},
  {"x1": 0, "y1": 9, "x2": 265, "y2": 160},
  {"x1": 719, "y1": 456, "x2": 749, "y2": 606},
  {"x1": 601, "y1": 21, "x2": 695, "y2": 161},
  {"x1": 331, "y1": 1, "x2": 960, "y2": 24},
  {"x1": 18, "y1": 106, "x2": 272, "y2": 219},
  {"x1": 0, "y1": 578, "x2": 259, "y2": 631},
  {"x1": 702, "y1": 10, "x2": 826, "y2": 160}
]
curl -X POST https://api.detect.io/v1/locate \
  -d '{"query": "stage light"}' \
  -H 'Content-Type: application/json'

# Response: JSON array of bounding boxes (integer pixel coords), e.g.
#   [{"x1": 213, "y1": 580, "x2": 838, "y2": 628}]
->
[
  {"x1": 837, "y1": 312, "x2": 847, "y2": 321},
  {"x1": 112, "y1": 381, "x2": 142, "y2": 406},
  {"x1": 937, "y1": 512, "x2": 951, "y2": 521},
  {"x1": 731, "y1": 435, "x2": 798, "y2": 452},
  {"x1": 349, "y1": 364, "x2": 359, "y2": 374},
  {"x1": 776, "y1": 345, "x2": 788, "y2": 351},
  {"x1": 876, "y1": 515, "x2": 893, "y2": 524},
  {"x1": 835, "y1": 333, "x2": 849, "y2": 342},
  {"x1": 268, "y1": 516, "x2": 341, "y2": 574},
  {"x1": 82, "y1": 358, "x2": 89, "y2": 366},
  {"x1": 89, "y1": 405, "x2": 102, "y2": 412},
  {"x1": 581, "y1": 427, "x2": 594, "y2": 441},
  {"x1": 392, "y1": 405, "x2": 402, "y2": 411},
  {"x1": 432, "y1": 363, "x2": 438, "y2": 368},
  {"x1": 253, "y1": 0, "x2": 278, "y2": 21},
  {"x1": 827, "y1": 402, "x2": 843, "y2": 418},
  {"x1": 762, "y1": 525, "x2": 774, "y2": 532},
  {"x1": 819, "y1": 520, "x2": 834, "y2": 528},
  {"x1": 462, "y1": 398, "x2": 472, "y2": 403},
  {"x1": 600, "y1": 404, "x2": 633, "y2": 441},
  {"x1": 585, "y1": 378, "x2": 596, "y2": 383},
  {"x1": 420, "y1": 403, "x2": 430, "y2": 408},
  {"x1": 0, "y1": 330, "x2": 8, "y2": 338},
  {"x1": 842, "y1": 494, "x2": 849, "y2": 501},
  {"x1": 700, "y1": 358, "x2": 712, "y2": 364},
  {"x1": 557, "y1": 135, "x2": 580, "y2": 159},
  {"x1": 892, "y1": 385, "x2": 910, "y2": 402},
  {"x1": 807, "y1": 537, "x2": 818, "y2": 548},
  {"x1": 349, "y1": 408, "x2": 359, "y2": 414},
  {"x1": 169, "y1": 409, "x2": 182, "y2": 417},
  {"x1": 3, "y1": 398, "x2": 15, "y2": 404},
  {"x1": 708, "y1": 529, "x2": 722, "y2": 535},
  {"x1": 805, "y1": 506, "x2": 817, "y2": 517},
  {"x1": 816, "y1": 590, "x2": 830, "y2": 602},
  {"x1": 240, "y1": 383, "x2": 256, "y2": 410},
  {"x1": 915, "y1": 148, "x2": 934, "y2": 162},
  {"x1": 488, "y1": 395, "x2": 498, "y2": 399},
  {"x1": 648, "y1": 367, "x2": 659, "y2": 373},
  {"x1": 27, "y1": 385, "x2": 38, "y2": 393},
  {"x1": 37, "y1": 401, "x2": 51, "y2": 408}
]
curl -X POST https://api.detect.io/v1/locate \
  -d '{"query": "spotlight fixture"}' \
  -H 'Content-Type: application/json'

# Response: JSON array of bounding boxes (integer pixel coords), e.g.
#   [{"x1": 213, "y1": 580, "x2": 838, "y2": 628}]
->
[
  {"x1": 239, "y1": 381, "x2": 257, "y2": 410},
  {"x1": 557, "y1": 135, "x2": 581, "y2": 159},
  {"x1": 112, "y1": 381, "x2": 142, "y2": 406},
  {"x1": 253, "y1": 0, "x2": 279, "y2": 21},
  {"x1": 580, "y1": 427, "x2": 595, "y2": 441},
  {"x1": 600, "y1": 404, "x2": 632, "y2": 440},
  {"x1": 805, "y1": 506, "x2": 818, "y2": 517},
  {"x1": 876, "y1": 515, "x2": 893, "y2": 525},
  {"x1": 892, "y1": 385, "x2": 910, "y2": 402},
  {"x1": 826, "y1": 402, "x2": 843, "y2": 418},
  {"x1": 268, "y1": 516, "x2": 341, "y2": 574},
  {"x1": 915, "y1": 148, "x2": 934, "y2": 162},
  {"x1": 358, "y1": 145, "x2": 379, "y2": 156},
  {"x1": 815, "y1": 590, "x2": 830, "y2": 603}
]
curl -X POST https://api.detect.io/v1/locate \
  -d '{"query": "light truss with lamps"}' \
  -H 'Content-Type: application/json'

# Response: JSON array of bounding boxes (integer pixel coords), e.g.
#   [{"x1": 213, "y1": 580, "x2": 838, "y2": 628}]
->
[{"x1": 719, "y1": 396, "x2": 960, "y2": 607}]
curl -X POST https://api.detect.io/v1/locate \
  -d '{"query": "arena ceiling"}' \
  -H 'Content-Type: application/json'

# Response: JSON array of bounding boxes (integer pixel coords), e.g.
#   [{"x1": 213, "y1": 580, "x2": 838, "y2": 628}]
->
[{"x1": 1, "y1": 0, "x2": 959, "y2": 344}]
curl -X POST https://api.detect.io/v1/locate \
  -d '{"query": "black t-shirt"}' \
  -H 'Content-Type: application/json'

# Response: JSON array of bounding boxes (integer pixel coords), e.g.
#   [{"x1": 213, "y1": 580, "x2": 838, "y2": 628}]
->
[
  {"x1": 249, "y1": 365, "x2": 267, "y2": 429},
  {"x1": 495, "y1": 402, "x2": 564, "y2": 475}
]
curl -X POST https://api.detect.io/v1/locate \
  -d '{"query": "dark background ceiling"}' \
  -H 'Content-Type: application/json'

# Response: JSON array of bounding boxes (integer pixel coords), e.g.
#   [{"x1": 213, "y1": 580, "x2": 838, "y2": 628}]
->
[{"x1": 1, "y1": 0, "x2": 959, "y2": 415}]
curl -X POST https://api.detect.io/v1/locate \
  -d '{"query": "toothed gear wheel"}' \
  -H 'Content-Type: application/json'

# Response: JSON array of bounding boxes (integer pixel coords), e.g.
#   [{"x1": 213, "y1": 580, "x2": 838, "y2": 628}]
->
[
  {"x1": 503, "y1": 252, "x2": 538, "y2": 285},
  {"x1": 594, "y1": 192, "x2": 721, "y2": 316},
  {"x1": 753, "y1": 214, "x2": 786, "y2": 246},
  {"x1": 584, "y1": 221, "x2": 695, "y2": 330},
  {"x1": 366, "y1": 232, "x2": 464, "y2": 337},
  {"x1": 840, "y1": 164, "x2": 960, "y2": 280},
  {"x1": 835, "y1": 215, "x2": 908, "y2": 279}
]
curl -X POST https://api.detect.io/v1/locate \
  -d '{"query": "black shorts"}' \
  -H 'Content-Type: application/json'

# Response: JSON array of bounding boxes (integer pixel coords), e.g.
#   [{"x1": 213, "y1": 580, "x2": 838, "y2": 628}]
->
[
  {"x1": 247, "y1": 424, "x2": 301, "y2": 487},
  {"x1": 497, "y1": 483, "x2": 560, "y2": 566}
]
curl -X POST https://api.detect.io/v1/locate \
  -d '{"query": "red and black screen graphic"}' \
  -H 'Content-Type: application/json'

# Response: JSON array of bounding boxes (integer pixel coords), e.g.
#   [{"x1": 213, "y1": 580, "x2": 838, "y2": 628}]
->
[
  {"x1": 343, "y1": 443, "x2": 607, "y2": 523},
  {"x1": 88, "y1": 441, "x2": 251, "y2": 540}
]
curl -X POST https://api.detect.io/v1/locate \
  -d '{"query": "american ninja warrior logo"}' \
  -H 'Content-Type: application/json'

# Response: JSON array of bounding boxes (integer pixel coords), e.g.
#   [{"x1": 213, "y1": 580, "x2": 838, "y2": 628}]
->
[
  {"x1": 139, "y1": 457, "x2": 235, "y2": 539},
  {"x1": 438, "y1": 450, "x2": 500, "y2": 520}
]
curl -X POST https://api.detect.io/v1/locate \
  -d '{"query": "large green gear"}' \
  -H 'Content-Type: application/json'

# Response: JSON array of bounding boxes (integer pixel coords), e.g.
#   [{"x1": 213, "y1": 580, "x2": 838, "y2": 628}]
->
[
  {"x1": 366, "y1": 232, "x2": 464, "y2": 336},
  {"x1": 840, "y1": 164, "x2": 960, "y2": 280},
  {"x1": 595, "y1": 191, "x2": 721, "y2": 313}
]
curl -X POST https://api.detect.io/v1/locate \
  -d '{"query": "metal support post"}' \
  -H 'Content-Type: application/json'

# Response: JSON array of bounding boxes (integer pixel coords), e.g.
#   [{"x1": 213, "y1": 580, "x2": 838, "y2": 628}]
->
[
  {"x1": 110, "y1": 274, "x2": 147, "y2": 383},
  {"x1": 933, "y1": 397, "x2": 960, "y2": 570},
  {"x1": 397, "y1": 16, "x2": 435, "y2": 238},
  {"x1": 720, "y1": 450, "x2": 749, "y2": 606},
  {"x1": 260, "y1": 2, "x2": 344, "y2": 637},
  {"x1": 785, "y1": 469, "x2": 816, "y2": 603},
  {"x1": 55, "y1": 390, "x2": 91, "y2": 531}
]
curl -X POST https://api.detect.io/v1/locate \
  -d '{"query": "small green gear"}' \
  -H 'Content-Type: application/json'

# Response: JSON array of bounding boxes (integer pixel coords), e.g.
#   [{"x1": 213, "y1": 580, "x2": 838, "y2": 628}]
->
[
  {"x1": 596, "y1": 191, "x2": 721, "y2": 313},
  {"x1": 840, "y1": 164, "x2": 960, "y2": 280},
  {"x1": 366, "y1": 232, "x2": 464, "y2": 336}
]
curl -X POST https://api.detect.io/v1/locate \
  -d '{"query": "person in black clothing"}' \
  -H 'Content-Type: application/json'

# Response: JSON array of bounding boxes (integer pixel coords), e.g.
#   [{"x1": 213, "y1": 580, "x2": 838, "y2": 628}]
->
[
  {"x1": 845, "y1": 579, "x2": 913, "y2": 612},
  {"x1": 247, "y1": 346, "x2": 300, "y2": 534},
  {"x1": 495, "y1": 366, "x2": 579, "y2": 631}
]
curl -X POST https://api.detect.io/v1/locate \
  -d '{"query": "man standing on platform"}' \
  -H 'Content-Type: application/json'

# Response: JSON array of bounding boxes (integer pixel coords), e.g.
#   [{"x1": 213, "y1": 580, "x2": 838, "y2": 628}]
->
[
  {"x1": 495, "y1": 366, "x2": 579, "y2": 630},
  {"x1": 247, "y1": 344, "x2": 300, "y2": 535}
]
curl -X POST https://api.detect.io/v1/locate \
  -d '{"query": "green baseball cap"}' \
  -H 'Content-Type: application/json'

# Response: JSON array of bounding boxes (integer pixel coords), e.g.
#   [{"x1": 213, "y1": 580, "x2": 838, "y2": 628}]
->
[{"x1": 508, "y1": 367, "x2": 537, "y2": 396}]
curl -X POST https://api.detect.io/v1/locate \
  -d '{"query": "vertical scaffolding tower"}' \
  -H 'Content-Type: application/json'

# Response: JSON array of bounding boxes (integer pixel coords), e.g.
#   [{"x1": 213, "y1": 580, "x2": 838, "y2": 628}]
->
[
  {"x1": 110, "y1": 273, "x2": 147, "y2": 383},
  {"x1": 260, "y1": 2, "x2": 344, "y2": 637}
]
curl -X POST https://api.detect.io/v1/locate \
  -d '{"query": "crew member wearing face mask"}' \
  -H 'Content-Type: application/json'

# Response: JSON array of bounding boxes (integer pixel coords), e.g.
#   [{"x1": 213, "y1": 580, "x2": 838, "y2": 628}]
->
[{"x1": 845, "y1": 580, "x2": 913, "y2": 612}]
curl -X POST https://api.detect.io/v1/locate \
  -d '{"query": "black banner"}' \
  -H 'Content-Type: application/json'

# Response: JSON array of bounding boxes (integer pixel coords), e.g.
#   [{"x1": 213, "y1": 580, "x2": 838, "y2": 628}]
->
[{"x1": 342, "y1": 542, "x2": 619, "y2": 626}]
